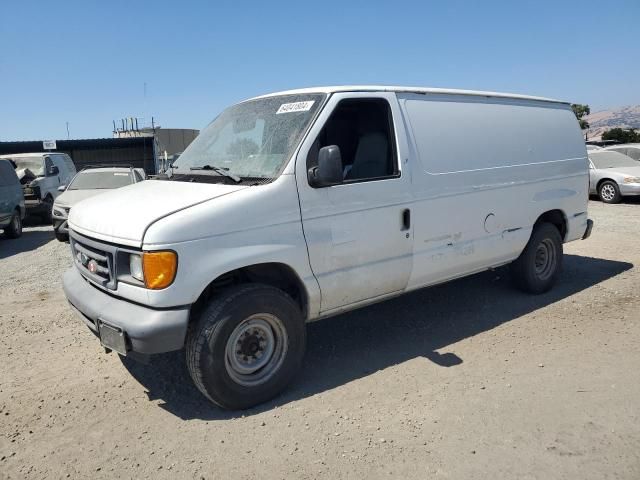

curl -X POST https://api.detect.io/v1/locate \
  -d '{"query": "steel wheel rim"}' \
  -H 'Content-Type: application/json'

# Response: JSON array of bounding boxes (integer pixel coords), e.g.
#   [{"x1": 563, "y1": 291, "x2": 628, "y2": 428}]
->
[
  {"x1": 12, "y1": 214, "x2": 20, "y2": 233},
  {"x1": 224, "y1": 314, "x2": 288, "y2": 387},
  {"x1": 601, "y1": 184, "x2": 615, "y2": 201},
  {"x1": 534, "y1": 238, "x2": 556, "y2": 281}
]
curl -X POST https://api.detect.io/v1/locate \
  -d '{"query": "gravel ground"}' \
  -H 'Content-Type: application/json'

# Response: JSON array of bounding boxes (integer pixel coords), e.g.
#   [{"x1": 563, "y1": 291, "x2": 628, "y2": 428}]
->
[{"x1": 1, "y1": 201, "x2": 639, "y2": 479}]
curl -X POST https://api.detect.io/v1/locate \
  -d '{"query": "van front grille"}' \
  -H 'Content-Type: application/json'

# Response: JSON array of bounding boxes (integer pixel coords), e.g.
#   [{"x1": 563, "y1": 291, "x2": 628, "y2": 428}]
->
[{"x1": 70, "y1": 233, "x2": 116, "y2": 289}]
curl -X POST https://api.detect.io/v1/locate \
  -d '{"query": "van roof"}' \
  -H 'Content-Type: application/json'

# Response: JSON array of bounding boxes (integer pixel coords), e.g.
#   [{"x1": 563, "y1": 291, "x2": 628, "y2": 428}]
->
[{"x1": 249, "y1": 85, "x2": 568, "y2": 105}]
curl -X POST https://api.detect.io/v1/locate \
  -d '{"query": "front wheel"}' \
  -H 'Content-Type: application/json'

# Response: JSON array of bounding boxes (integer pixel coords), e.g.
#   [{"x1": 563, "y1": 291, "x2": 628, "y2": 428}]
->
[
  {"x1": 186, "y1": 284, "x2": 306, "y2": 410},
  {"x1": 41, "y1": 196, "x2": 54, "y2": 223},
  {"x1": 4, "y1": 209, "x2": 22, "y2": 239},
  {"x1": 599, "y1": 180, "x2": 621, "y2": 204},
  {"x1": 510, "y1": 222, "x2": 563, "y2": 294}
]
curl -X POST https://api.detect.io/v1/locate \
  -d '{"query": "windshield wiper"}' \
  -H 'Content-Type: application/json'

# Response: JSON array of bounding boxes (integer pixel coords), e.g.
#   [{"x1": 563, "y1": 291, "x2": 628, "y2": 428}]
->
[{"x1": 189, "y1": 164, "x2": 241, "y2": 183}]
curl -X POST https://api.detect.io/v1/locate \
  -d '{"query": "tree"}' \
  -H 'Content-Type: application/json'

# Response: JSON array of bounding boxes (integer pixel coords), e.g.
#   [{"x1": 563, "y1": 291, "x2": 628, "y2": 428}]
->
[
  {"x1": 571, "y1": 104, "x2": 591, "y2": 130},
  {"x1": 602, "y1": 128, "x2": 640, "y2": 143}
]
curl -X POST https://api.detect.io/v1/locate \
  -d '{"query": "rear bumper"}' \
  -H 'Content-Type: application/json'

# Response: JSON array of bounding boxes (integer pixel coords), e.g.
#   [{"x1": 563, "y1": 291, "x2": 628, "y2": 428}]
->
[
  {"x1": 63, "y1": 267, "x2": 190, "y2": 354},
  {"x1": 582, "y1": 219, "x2": 594, "y2": 240}
]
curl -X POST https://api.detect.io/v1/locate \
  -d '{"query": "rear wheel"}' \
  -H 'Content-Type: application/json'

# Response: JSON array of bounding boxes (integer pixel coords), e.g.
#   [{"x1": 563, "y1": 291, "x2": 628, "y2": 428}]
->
[
  {"x1": 186, "y1": 284, "x2": 306, "y2": 410},
  {"x1": 4, "y1": 209, "x2": 22, "y2": 239},
  {"x1": 598, "y1": 180, "x2": 621, "y2": 204},
  {"x1": 510, "y1": 222, "x2": 563, "y2": 294}
]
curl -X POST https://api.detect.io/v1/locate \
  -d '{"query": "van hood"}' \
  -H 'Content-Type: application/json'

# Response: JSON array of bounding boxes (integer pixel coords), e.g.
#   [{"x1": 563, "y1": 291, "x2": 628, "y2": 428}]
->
[{"x1": 68, "y1": 180, "x2": 247, "y2": 246}]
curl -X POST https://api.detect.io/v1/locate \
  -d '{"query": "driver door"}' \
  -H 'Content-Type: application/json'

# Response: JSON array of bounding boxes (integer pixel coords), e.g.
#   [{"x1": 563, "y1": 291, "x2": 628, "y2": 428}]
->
[{"x1": 295, "y1": 92, "x2": 414, "y2": 314}]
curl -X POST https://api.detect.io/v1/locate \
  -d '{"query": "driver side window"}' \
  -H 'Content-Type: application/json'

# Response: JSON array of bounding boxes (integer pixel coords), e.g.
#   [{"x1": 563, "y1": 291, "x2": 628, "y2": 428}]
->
[
  {"x1": 307, "y1": 98, "x2": 398, "y2": 183},
  {"x1": 44, "y1": 157, "x2": 53, "y2": 176}
]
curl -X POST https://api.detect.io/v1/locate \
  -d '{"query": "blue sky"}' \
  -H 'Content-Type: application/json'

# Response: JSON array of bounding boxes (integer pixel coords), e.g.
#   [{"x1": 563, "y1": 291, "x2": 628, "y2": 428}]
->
[{"x1": 1, "y1": 0, "x2": 639, "y2": 140}]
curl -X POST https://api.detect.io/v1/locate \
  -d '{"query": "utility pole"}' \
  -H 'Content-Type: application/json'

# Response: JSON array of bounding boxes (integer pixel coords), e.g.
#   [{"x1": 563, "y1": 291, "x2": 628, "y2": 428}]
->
[{"x1": 66, "y1": 122, "x2": 70, "y2": 140}]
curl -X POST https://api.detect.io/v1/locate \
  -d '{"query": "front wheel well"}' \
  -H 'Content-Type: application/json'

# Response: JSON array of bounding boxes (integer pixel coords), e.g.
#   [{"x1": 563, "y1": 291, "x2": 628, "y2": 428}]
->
[
  {"x1": 596, "y1": 178, "x2": 616, "y2": 191},
  {"x1": 191, "y1": 263, "x2": 308, "y2": 323},
  {"x1": 534, "y1": 209, "x2": 567, "y2": 241}
]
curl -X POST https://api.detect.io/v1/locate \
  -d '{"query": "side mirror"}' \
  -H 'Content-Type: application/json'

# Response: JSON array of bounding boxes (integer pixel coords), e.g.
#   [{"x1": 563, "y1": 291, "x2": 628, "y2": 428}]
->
[
  {"x1": 48, "y1": 165, "x2": 59, "y2": 176},
  {"x1": 58, "y1": 185, "x2": 66, "y2": 192},
  {"x1": 308, "y1": 145, "x2": 343, "y2": 187}
]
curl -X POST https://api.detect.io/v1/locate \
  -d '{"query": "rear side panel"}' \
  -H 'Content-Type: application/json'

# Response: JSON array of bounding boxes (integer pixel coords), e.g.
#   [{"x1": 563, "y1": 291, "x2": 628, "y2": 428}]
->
[{"x1": 398, "y1": 93, "x2": 588, "y2": 290}]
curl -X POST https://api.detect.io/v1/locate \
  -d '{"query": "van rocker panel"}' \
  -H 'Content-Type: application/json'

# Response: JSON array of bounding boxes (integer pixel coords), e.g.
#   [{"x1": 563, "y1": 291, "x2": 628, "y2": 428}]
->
[{"x1": 63, "y1": 267, "x2": 189, "y2": 354}]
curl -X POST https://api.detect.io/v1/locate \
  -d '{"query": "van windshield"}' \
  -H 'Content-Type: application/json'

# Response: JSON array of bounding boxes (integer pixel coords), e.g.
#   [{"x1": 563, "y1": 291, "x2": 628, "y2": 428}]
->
[
  {"x1": 11, "y1": 156, "x2": 45, "y2": 176},
  {"x1": 172, "y1": 94, "x2": 326, "y2": 181}
]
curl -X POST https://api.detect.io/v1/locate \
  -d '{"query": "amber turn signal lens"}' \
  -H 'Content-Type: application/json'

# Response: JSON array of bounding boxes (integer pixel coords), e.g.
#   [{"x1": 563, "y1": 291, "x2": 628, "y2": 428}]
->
[{"x1": 142, "y1": 251, "x2": 177, "y2": 289}]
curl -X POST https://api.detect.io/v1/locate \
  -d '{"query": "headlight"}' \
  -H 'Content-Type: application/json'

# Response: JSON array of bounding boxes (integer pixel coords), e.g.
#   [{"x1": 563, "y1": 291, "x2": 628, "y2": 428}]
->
[
  {"x1": 52, "y1": 206, "x2": 66, "y2": 217},
  {"x1": 623, "y1": 177, "x2": 640, "y2": 184},
  {"x1": 129, "y1": 254, "x2": 144, "y2": 281},
  {"x1": 142, "y1": 251, "x2": 178, "y2": 289},
  {"x1": 128, "y1": 251, "x2": 177, "y2": 289}
]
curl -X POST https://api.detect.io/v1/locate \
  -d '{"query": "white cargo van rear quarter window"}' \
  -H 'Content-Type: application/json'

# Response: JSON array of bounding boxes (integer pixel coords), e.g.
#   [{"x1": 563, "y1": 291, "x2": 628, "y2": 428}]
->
[{"x1": 63, "y1": 86, "x2": 592, "y2": 409}]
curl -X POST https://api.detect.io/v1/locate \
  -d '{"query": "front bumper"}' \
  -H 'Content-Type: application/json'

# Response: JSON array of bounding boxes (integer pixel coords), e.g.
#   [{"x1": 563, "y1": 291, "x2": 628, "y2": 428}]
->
[
  {"x1": 63, "y1": 267, "x2": 190, "y2": 354},
  {"x1": 52, "y1": 206, "x2": 70, "y2": 234},
  {"x1": 620, "y1": 184, "x2": 640, "y2": 196},
  {"x1": 53, "y1": 219, "x2": 68, "y2": 235},
  {"x1": 52, "y1": 215, "x2": 69, "y2": 235}
]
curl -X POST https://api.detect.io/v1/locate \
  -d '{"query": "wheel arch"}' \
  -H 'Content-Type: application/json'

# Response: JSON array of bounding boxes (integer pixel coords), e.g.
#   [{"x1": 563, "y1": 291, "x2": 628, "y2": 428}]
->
[
  {"x1": 191, "y1": 262, "x2": 310, "y2": 324},
  {"x1": 534, "y1": 209, "x2": 568, "y2": 241},
  {"x1": 596, "y1": 178, "x2": 617, "y2": 191}
]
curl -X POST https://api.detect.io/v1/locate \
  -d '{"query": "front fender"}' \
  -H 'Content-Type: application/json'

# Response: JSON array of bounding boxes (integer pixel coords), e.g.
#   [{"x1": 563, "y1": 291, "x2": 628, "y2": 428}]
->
[{"x1": 141, "y1": 222, "x2": 321, "y2": 319}]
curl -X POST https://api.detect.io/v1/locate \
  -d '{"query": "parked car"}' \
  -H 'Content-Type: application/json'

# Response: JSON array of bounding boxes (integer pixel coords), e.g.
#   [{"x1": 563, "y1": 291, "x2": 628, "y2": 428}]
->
[
  {"x1": 0, "y1": 152, "x2": 76, "y2": 222},
  {"x1": 53, "y1": 166, "x2": 145, "y2": 241},
  {"x1": 62, "y1": 86, "x2": 592, "y2": 409},
  {"x1": 588, "y1": 150, "x2": 640, "y2": 203},
  {"x1": 0, "y1": 159, "x2": 25, "y2": 238},
  {"x1": 604, "y1": 143, "x2": 640, "y2": 162}
]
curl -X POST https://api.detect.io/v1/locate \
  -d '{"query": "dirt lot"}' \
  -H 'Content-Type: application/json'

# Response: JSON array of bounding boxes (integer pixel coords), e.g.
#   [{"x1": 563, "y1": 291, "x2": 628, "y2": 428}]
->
[{"x1": 1, "y1": 201, "x2": 639, "y2": 479}]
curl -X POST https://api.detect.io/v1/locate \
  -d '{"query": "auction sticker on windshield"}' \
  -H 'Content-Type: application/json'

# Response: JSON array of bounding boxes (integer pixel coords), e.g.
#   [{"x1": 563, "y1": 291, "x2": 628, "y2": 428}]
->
[{"x1": 276, "y1": 101, "x2": 315, "y2": 114}]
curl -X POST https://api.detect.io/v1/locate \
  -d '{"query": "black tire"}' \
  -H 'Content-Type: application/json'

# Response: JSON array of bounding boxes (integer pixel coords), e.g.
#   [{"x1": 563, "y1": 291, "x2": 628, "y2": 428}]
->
[
  {"x1": 598, "y1": 180, "x2": 621, "y2": 204},
  {"x1": 510, "y1": 222, "x2": 563, "y2": 294},
  {"x1": 41, "y1": 195, "x2": 54, "y2": 223},
  {"x1": 4, "y1": 209, "x2": 22, "y2": 239},
  {"x1": 54, "y1": 230, "x2": 69, "y2": 242},
  {"x1": 186, "y1": 284, "x2": 306, "y2": 410}
]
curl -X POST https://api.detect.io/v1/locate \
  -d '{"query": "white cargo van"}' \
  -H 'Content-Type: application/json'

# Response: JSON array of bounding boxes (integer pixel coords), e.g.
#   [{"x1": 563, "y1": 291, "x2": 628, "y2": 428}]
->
[{"x1": 63, "y1": 86, "x2": 592, "y2": 409}]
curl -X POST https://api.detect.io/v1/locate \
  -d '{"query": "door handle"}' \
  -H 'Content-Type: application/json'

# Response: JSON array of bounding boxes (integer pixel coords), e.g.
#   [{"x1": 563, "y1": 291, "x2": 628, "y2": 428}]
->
[{"x1": 401, "y1": 208, "x2": 411, "y2": 231}]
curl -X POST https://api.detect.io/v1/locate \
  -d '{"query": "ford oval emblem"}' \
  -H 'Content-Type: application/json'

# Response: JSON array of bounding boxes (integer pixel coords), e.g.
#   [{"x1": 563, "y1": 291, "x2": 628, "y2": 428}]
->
[{"x1": 87, "y1": 259, "x2": 98, "y2": 273}]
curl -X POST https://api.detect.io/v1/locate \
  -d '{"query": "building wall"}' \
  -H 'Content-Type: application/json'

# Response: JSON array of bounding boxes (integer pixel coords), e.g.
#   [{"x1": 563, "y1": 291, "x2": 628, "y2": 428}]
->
[
  {"x1": 153, "y1": 129, "x2": 199, "y2": 157},
  {"x1": 0, "y1": 138, "x2": 156, "y2": 174}
]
